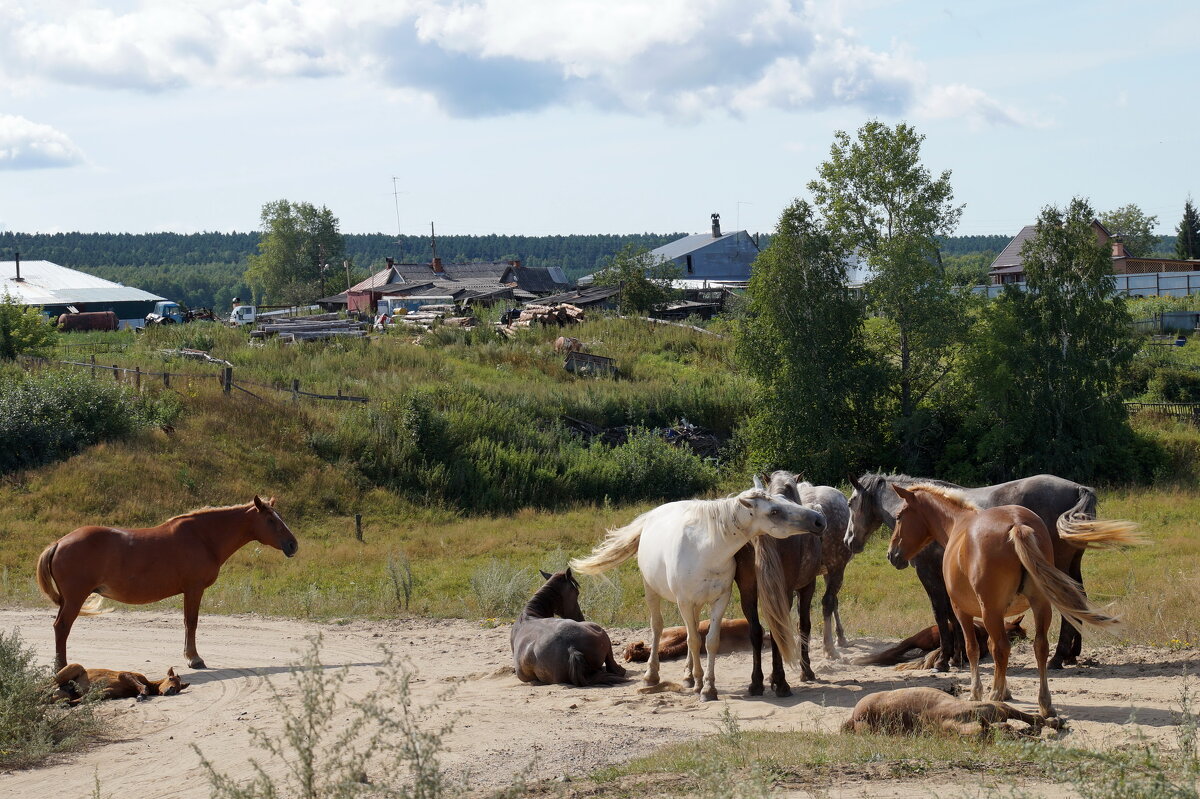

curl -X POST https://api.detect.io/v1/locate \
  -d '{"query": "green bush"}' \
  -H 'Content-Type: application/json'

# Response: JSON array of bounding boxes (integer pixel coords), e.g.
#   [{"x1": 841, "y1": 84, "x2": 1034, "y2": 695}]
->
[
  {"x1": 1147, "y1": 368, "x2": 1200, "y2": 403},
  {"x1": 0, "y1": 369, "x2": 182, "y2": 473},
  {"x1": 0, "y1": 629, "x2": 98, "y2": 770}
]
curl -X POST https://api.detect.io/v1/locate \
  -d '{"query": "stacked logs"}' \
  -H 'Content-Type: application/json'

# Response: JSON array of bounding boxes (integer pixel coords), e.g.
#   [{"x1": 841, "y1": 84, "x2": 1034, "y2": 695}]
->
[{"x1": 508, "y1": 303, "x2": 585, "y2": 328}]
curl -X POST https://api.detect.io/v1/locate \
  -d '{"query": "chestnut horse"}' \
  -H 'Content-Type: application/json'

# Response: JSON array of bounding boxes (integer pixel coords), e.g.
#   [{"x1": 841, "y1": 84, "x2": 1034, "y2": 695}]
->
[
  {"x1": 887, "y1": 484, "x2": 1136, "y2": 717},
  {"x1": 36, "y1": 496, "x2": 298, "y2": 670}
]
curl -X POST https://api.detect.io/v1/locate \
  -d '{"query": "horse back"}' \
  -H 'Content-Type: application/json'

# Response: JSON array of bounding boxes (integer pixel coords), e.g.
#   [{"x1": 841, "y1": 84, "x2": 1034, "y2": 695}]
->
[{"x1": 53, "y1": 523, "x2": 218, "y2": 602}]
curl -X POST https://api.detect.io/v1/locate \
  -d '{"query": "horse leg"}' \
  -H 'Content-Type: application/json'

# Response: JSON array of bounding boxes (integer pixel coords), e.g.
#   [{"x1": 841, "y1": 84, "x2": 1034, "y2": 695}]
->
[
  {"x1": 1030, "y1": 594, "x2": 1056, "y2": 718},
  {"x1": 183, "y1": 589, "x2": 207, "y2": 669},
  {"x1": 701, "y1": 589, "x2": 732, "y2": 702},
  {"x1": 1050, "y1": 551, "x2": 1085, "y2": 669},
  {"x1": 736, "y1": 550, "x2": 765, "y2": 696},
  {"x1": 52, "y1": 594, "x2": 88, "y2": 671},
  {"x1": 644, "y1": 585, "x2": 664, "y2": 686},
  {"x1": 767, "y1": 590, "x2": 796, "y2": 697},
  {"x1": 679, "y1": 602, "x2": 703, "y2": 691},
  {"x1": 797, "y1": 581, "x2": 816, "y2": 682},
  {"x1": 915, "y1": 554, "x2": 960, "y2": 671},
  {"x1": 822, "y1": 568, "x2": 846, "y2": 659},
  {"x1": 953, "y1": 605, "x2": 983, "y2": 701},
  {"x1": 982, "y1": 607, "x2": 1011, "y2": 704}
]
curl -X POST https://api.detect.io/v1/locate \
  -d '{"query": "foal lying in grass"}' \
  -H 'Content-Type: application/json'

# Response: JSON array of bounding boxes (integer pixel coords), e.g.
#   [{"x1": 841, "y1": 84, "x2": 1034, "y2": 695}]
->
[
  {"x1": 53, "y1": 664, "x2": 189, "y2": 704},
  {"x1": 843, "y1": 687, "x2": 1061, "y2": 737}
]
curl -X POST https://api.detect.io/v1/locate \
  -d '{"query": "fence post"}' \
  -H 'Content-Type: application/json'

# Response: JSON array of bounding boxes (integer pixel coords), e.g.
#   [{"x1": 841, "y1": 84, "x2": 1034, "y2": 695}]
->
[
  {"x1": 163, "y1": 370, "x2": 170, "y2": 388},
  {"x1": 90, "y1": 354, "x2": 96, "y2": 379},
  {"x1": 223, "y1": 367, "x2": 232, "y2": 394},
  {"x1": 134, "y1": 365, "x2": 141, "y2": 393},
  {"x1": 292, "y1": 379, "x2": 300, "y2": 404},
  {"x1": 113, "y1": 365, "x2": 120, "y2": 383},
  {"x1": 354, "y1": 513, "x2": 363, "y2": 542}
]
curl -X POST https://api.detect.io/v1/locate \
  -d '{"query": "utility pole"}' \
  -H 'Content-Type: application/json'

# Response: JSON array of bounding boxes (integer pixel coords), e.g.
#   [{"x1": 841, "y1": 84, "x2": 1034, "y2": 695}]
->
[
  {"x1": 344, "y1": 259, "x2": 352, "y2": 293},
  {"x1": 430, "y1": 221, "x2": 438, "y2": 263}
]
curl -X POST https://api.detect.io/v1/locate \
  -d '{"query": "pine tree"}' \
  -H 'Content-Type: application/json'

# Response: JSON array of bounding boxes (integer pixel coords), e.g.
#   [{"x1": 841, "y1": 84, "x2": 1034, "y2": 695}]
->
[{"x1": 1176, "y1": 198, "x2": 1200, "y2": 260}]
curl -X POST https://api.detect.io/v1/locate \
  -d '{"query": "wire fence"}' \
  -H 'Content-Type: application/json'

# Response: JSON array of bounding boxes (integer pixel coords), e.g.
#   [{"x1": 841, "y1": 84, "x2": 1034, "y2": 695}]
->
[{"x1": 19, "y1": 354, "x2": 370, "y2": 405}]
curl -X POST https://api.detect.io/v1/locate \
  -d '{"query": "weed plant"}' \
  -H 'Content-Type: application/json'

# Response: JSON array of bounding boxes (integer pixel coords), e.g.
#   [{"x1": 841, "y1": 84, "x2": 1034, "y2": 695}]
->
[
  {"x1": 197, "y1": 635, "x2": 459, "y2": 799},
  {"x1": 0, "y1": 629, "x2": 99, "y2": 770}
]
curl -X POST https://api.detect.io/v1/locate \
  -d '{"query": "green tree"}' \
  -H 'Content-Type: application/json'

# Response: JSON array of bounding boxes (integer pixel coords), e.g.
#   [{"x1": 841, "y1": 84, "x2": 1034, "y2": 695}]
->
[
  {"x1": 592, "y1": 244, "x2": 681, "y2": 314},
  {"x1": 1176, "y1": 198, "x2": 1200, "y2": 260},
  {"x1": 736, "y1": 200, "x2": 877, "y2": 481},
  {"x1": 959, "y1": 198, "x2": 1138, "y2": 482},
  {"x1": 0, "y1": 292, "x2": 57, "y2": 359},
  {"x1": 245, "y1": 200, "x2": 344, "y2": 305},
  {"x1": 1099, "y1": 203, "x2": 1159, "y2": 257},
  {"x1": 807, "y1": 120, "x2": 968, "y2": 470}
]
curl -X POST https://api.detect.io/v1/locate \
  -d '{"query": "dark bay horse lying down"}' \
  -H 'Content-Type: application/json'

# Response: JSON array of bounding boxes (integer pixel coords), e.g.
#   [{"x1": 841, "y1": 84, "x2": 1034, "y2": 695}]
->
[
  {"x1": 845, "y1": 473, "x2": 1133, "y2": 671},
  {"x1": 511, "y1": 569, "x2": 626, "y2": 686},
  {"x1": 37, "y1": 496, "x2": 299, "y2": 670},
  {"x1": 856, "y1": 616, "x2": 1027, "y2": 668},
  {"x1": 622, "y1": 618, "x2": 760, "y2": 662}
]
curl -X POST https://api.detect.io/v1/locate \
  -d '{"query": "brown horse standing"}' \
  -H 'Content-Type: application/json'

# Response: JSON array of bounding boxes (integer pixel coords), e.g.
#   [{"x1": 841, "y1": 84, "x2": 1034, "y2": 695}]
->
[
  {"x1": 36, "y1": 496, "x2": 299, "y2": 670},
  {"x1": 886, "y1": 484, "x2": 1138, "y2": 717}
]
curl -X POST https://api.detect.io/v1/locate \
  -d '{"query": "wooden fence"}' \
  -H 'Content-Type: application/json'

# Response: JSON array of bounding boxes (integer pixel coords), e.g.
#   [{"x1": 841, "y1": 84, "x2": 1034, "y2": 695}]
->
[
  {"x1": 20, "y1": 355, "x2": 369, "y2": 405},
  {"x1": 1124, "y1": 401, "x2": 1200, "y2": 425}
]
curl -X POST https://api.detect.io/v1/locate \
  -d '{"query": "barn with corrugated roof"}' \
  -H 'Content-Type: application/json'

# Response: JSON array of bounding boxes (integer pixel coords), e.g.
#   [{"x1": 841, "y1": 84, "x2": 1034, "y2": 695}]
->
[{"x1": 2, "y1": 258, "x2": 165, "y2": 327}]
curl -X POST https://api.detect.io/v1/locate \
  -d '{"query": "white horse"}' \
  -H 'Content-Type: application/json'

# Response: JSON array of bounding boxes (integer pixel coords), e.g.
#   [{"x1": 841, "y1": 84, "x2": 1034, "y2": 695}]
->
[{"x1": 569, "y1": 485, "x2": 827, "y2": 701}]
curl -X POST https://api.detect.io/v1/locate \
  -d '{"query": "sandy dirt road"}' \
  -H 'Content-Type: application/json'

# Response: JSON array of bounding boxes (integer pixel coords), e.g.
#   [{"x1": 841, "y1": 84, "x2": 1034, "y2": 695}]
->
[{"x1": 1, "y1": 608, "x2": 1194, "y2": 798}]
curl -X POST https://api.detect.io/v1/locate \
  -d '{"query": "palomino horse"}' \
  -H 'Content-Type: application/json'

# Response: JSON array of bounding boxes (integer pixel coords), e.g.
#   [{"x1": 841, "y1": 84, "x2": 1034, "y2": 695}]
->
[
  {"x1": 571, "y1": 488, "x2": 826, "y2": 701},
  {"x1": 886, "y1": 483, "x2": 1136, "y2": 717},
  {"x1": 734, "y1": 471, "x2": 852, "y2": 696},
  {"x1": 36, "y1": 496, "x2": 298, "y2": 670},
  {"x1": 510, "y1": 569, "x2": 626, "y2": 686},
  {"x1": 846, "y1": 472, "x2": 1119, "y2": 670}
]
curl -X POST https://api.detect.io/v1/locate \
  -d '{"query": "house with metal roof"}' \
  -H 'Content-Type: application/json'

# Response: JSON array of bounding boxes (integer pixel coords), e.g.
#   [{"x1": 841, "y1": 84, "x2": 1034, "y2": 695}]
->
[
  {"x1": 2, "y1": 257, "x2": 165, "y2": 328},
  {"x1": 579, "y1": 214, "x2": 759, "y2": 287}
]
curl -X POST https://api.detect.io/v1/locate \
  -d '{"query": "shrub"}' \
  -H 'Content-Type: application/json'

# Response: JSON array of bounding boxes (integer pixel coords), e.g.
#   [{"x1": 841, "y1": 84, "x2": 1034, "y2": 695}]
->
[
  {"x1": 0, "y1": 629, "x2": 99, "y2": 770},
  {"x1": 1147, "y1": 368, "x2": 1200, "y2": 403},
  {"x1": 0, "y1": 369, "x2": 182, "y2": 473}
]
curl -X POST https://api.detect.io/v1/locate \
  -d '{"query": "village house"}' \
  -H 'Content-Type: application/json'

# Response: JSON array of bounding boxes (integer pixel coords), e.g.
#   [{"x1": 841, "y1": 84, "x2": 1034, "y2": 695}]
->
[{"x1": 1, "y1": 256, "x2": 165, "y2": 328}]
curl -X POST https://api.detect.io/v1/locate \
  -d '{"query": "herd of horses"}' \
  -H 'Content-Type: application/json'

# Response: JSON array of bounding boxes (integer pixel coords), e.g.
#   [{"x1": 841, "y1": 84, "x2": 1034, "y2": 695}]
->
[{"x1": 33, "y1": 472, "x2": 1140, "y2": 729}]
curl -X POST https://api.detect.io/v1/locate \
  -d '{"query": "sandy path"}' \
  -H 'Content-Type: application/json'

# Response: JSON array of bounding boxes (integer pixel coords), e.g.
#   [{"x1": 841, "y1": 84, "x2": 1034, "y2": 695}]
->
[{"x1": 1, "y1": 608, "x2": 1194, "y2": 798}]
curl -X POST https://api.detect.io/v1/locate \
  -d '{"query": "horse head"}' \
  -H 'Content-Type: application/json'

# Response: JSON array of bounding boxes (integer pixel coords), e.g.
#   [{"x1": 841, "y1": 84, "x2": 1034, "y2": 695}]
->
[
  {"x1": 538, "y1": 568, "x2": 584, "y2": 622},
  {"x1": 736, "y1": 488, "x2": 826, "y2": 539},
  {"x1": 155, "y1": 666, "x2": 190, "y2": 696},
  {"x1": 844, "y1": 473, "x2": 883, "y2": 555},
  {"x1": 885, "y1": 484, "x2": 931, "y2": 569},
  {"x1": 249, "y1": 496, "x2": 299, "y2": 558}
]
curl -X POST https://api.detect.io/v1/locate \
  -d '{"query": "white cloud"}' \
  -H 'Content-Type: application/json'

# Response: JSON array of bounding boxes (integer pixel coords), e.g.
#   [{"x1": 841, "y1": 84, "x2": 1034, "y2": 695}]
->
[
  {"x1": 0, "y1": 0, "x2": 1026, "y2": 125},
  {"x1": 916, "y1": 84, "x2": 1042, "y2": 129},
  {"x1": 0, "y1": 114, "x2": 85, "y2": 170}
]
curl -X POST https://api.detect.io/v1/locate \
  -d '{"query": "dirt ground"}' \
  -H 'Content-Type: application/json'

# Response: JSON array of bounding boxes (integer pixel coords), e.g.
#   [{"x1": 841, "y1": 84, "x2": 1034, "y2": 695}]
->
[{"x1": 1, "y1": 608, "x2": 1195, "y2": 799}]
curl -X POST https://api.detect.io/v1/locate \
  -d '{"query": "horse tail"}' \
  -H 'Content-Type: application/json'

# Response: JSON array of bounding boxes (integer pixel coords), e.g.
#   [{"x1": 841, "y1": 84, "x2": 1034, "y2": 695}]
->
[
  {"x1": 567, "y1": 648, "x2": 589, "y2": 687},
  {"x1": 79, "y1": 594, "x2": 112, "y2": 616},
  {"x1": 36, "y1": 543, "x2": 61, "y2": 607},
  {"x1": 1056, "y1": 518, "x2": 1147, "y2": 550},
  {"x1": 752, "y1": 537, "x2": 798, "y2": 666},
  {"x1": 855, "y1": 641, "x2": 917, "y2": 667},
  {"x1": 1010, "y1": 524, "x2": 1122, "y2": 634},
  {"x1": 569, "y1": 515, "x2": 645, "y2": 575}
]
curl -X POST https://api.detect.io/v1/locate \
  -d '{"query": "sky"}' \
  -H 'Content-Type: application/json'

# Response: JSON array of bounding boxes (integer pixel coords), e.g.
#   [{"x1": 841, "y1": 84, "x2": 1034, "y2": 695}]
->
[{"x1": 1, "y1": 0, "x2": 1197, "y2": 239}]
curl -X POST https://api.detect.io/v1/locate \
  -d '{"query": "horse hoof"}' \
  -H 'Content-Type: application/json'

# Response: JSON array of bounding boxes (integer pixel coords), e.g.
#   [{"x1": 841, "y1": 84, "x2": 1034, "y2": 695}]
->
[
  {"x1": 801, "y1": 671, "x2": 816, "y2": 683},
  {"x1": 701, "y1": 690, "x2": 718, "y2": 702},
  {"x1": 748, "y1": 684, "x2": 764, "y2": 697},
  {"x1": 773, "y1": 685, "x2": 792, "y2": 698},
  {"x1": 1048, "y1": 659, "x2": 1064, "y2": 671},
  {"x1": 188, "y1": 657, "x2": 207, "y2": 669},
  {"x1": 683, "y1": 677, "x2": 696, "y2": 689},
  {"x1": 643, "y1": 675, "x2": 660, "y2": 687}
]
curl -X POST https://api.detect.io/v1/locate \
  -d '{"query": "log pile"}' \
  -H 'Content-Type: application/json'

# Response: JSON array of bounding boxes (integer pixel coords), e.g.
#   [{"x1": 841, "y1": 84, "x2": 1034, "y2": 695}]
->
[
  {"x1": 392, "y1": 305, "x2": 471, "y2": 330},
  {"x1": 251, "y1": 317, "x2": 368, "y2": 342},
  {"x1": 508, "y1": 303, "x2": 584, "y2": 328}
]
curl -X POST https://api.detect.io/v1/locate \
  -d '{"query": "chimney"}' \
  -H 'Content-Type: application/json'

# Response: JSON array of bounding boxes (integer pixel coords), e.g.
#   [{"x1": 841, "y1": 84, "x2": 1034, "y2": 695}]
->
[
  {"x1": 508, "y1": 259, "x2": 521, "y2": 269},
  {"x1": 432, "y1": 257, "x2": 444, "y2": 273},
  {"x1": 711, "y1": 213, "x2": 721, "y2": 238},
  {"x1": 1111, "y1": 236, "x2": 1128, "y2": 258},
  {"x1": 13, "y1": 250, "x2": 22, "y2": 282},
  {"x1": 386, "y1": 257, "x2": 395, "y2": 268}
]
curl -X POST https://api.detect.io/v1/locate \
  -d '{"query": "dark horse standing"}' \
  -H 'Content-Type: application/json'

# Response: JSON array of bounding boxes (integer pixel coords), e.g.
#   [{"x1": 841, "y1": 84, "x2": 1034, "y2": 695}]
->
[
  {"x1": 511, "y1": 569, "x2": 626, "y2": 686},
  {"x1": 845, "y1": 473, "x2": 1115, "y2": 671},
  {"x1": 36, "y1": 496, "x2": 299, "y2": 670},
  {"x1": 735, "y1": 471, "x2": 854, "y2": 696}
]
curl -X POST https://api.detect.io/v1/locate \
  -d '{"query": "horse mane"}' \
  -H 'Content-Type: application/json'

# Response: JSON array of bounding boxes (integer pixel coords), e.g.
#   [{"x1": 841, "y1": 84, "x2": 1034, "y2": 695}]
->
[
  {"x1": 524, "y1": 572, "x2": 578, "y2": 616},
  {"x1": 164, "y1": 502, "x2": 254, "y2": 523},
  {"x1": 694, "y1": 495, "x2": 755, "y2": 542},
  {"x1": 905, "y1": 483, "x2": 980, "y2": 512},
  {"x1": 859, "y1": 472, "x2": 963, "y2": 496}
]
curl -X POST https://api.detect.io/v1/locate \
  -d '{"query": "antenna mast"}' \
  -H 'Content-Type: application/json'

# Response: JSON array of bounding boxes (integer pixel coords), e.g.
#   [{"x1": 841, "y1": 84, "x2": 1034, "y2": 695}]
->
[
  {"x1": 392, "y1": 176, "x2": 404, "y2": 254},
  {"x1": 430, "y1": 221, "x2": 438, "y2": 262}
]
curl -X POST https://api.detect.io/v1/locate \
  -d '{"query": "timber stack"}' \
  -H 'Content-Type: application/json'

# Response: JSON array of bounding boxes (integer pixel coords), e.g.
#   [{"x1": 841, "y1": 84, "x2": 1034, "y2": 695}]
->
[
  {"x1": 509, "y1": 303, "x2": 585, "y2": 328},
  {"x1": 251, "y1": 316, "x2": 368, "y2": 342}
]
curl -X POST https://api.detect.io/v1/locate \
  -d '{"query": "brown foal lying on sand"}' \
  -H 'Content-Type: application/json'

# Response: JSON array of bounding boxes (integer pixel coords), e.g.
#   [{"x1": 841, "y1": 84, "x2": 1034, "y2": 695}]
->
[
  {"x1": 622, "y1": 618, "x2": 762, "y2": 662},
  {"x1": 53, "y1": 664, "x2": 189, "y2": 704},
  {"x1": 843, "y1": 686, "x2": 1061, "y2": 737},
  {"x1": 857, "y1": 616, "x2": 1027, "y2": 669}
]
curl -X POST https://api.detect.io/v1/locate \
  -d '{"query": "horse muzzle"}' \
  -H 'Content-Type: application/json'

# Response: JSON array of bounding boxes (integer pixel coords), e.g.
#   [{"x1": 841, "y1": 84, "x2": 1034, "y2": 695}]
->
[
  {"x1": 886, "y1": 546, "x2": 909, "y2": 570},
  {"x1": 282, "y1": 540, "x2": 299, "y2": 558}
]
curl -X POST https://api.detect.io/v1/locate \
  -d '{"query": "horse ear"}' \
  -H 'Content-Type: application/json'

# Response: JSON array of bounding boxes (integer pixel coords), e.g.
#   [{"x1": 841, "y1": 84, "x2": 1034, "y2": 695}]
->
[
  {"x1": 565, "y1": 567, "x2": 573, "y2": 578},
  {"x1": 267, "y1": 496, "x2": 277, "y2": 507},
  {"x1": 752, "y1": 474, "x2": 765, "y2": 492},
  {"x1": 539, "y1": 569, "x2": 552, "y2": 580},
  {"x1": 180, "y1": 681, "x2": 190, "y2": 690},
  {"x1": 848, "y1": 474, "x2": 865, "y2": 493},
  {"x1": 253, "y1": 495, "x2": 267, "y2": 511},
  {"x1": 167, "y1": 666, "x2": 175, "y2": 676},
  {"x1": 890, "y1": 484, "x2": 915, "y2": 502},
  {"x1": 738, "y1": 496, "x2": 755, "y2": 508}
]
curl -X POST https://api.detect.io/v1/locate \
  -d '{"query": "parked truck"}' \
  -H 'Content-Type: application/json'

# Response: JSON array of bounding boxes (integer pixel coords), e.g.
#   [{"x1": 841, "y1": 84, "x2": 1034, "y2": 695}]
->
[{"x1": 145, "y1": 301, "x2": 217, "y2": 325}]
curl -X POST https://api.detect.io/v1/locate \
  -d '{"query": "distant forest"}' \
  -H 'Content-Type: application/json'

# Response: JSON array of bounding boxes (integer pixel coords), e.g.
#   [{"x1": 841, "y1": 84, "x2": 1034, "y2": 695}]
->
[{"x1": 6, "y1": 229, "x2": 1170, "y2": 312}]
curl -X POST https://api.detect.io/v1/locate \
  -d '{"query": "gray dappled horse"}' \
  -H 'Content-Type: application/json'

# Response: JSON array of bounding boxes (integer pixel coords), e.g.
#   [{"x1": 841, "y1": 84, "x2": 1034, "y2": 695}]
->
[
  {"x1": 735, "y1": 471, "x2": 853, "y2": 696},
  {"x1": 510, "y1": 569, "x2": 626, "y2": 686},
  {"x1": 845, "y1": 473, "x2": 1101, "y2": 671}
]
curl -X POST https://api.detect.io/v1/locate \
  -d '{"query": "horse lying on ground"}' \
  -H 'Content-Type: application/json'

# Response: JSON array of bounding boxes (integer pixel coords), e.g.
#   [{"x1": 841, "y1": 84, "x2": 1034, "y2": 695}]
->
[
  {"x1": 842, "y1": 686, "x2": 1061, "y2": 737},
  {"x1": 571, "y1": 488, "x2": 826, "y2": 701},
  {"x1": 511, "y1": 569, "x2": 626, "y2": 687},
  {"x1": 37, "y1": 496, "x2": 299, "y2": 670},
  {"x1": 622, "y1": 618, "x2": 762, "y2": 662},
  {"x1": 52, "y1": 664, "x2": 189, "y2": 704},
  {"x1": 856, "y1": 616, "x2": 1027, "y2": 668}
]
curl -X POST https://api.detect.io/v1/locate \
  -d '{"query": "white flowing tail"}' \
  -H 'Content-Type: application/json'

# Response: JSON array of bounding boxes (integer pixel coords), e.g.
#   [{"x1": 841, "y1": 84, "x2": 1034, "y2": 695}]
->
[{"x1": 570, "y1": 514, "x2": 646, "y2": 575}]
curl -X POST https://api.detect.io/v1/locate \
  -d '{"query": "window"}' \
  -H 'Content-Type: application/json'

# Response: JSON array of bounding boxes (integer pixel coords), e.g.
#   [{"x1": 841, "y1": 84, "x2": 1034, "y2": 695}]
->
[{"x1": 685, "y1": 254, "x2": 694, "y2": 274}]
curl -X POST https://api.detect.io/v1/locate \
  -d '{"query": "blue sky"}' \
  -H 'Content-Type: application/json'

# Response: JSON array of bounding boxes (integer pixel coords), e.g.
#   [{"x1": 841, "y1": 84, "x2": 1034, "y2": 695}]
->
[{"x1": 1, "y1": 0, "x2": 1196, "y2": 238}]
